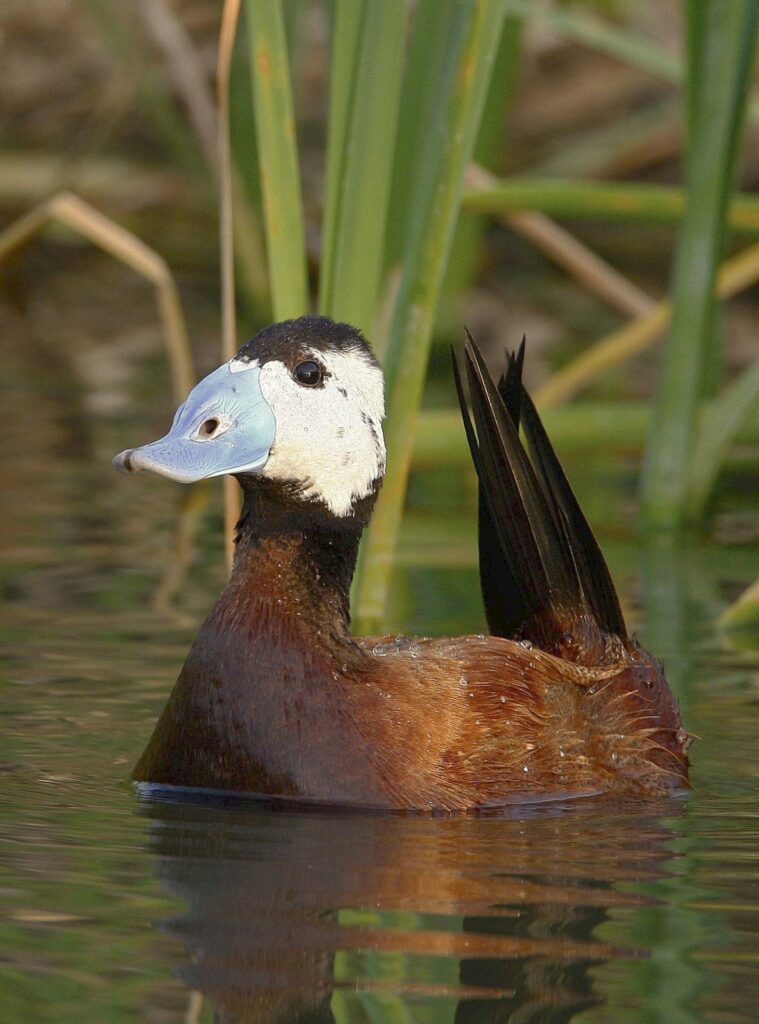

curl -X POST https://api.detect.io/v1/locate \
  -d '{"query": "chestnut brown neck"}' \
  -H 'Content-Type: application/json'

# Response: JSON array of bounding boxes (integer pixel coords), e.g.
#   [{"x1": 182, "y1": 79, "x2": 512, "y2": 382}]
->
[
  {"x1": 231, "y1": 477, "x2": 373, "y2": 641},
  {"x1": 132, "y1": 477, "x2": 383, "y2": 797}
]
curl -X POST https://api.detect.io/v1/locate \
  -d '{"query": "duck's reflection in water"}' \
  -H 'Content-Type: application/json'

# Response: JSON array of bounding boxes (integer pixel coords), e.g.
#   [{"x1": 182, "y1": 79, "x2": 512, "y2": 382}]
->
[{"x1": 141, "y1": 793, "x2": 685, "y2": 1024}]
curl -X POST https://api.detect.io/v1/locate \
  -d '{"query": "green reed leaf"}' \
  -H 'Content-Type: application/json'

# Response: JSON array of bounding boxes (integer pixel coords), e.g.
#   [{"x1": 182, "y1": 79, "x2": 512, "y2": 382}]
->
[
  {"x1": 352, "y1": 0, "x2": 508, "y2": 633},
  {"x1": 504, "y1": 0, "x2": 680, "y2": 83},
  {"x1": 319, "y1": 0, "x2": 363, "y2": 321},
  {"x1": 462, "y1": 178, "x2": 759, "y2": 233},
  {"x1": 718, "y1": 578, "x2": 759, "y2": 636},
  {"x1": 319, "y1": 0, "x2": 407, "y2": 336},
  {"x1": 688, "y1": 357, "x2": 759, "y2": 520},
  {"x1": 641, "y1": 1, "x2": 759, "y2": 530},
  {"x1": 244, "y1": 0, "x2": 308, "y2": 319},
  {"x1": 438, "y1": 13, "x2": 524, "y2": 335}
]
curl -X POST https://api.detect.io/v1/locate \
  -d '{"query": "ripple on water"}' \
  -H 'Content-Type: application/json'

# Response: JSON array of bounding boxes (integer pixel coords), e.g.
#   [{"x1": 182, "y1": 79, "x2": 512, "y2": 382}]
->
[{"x1": 3, "y1": 344, "x2": 759, "y2": 1021}]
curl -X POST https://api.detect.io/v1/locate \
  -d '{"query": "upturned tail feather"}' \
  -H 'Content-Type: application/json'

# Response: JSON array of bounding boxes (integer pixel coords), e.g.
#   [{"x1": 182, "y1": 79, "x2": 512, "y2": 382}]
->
[{"x1": 452, "y1": 332, "x2": 627, "y2": 649}]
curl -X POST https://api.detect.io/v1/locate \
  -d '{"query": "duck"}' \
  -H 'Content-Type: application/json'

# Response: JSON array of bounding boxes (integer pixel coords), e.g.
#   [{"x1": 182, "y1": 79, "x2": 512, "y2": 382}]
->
[{"x1": 113, "y1": 315, "x2": 689, "y2": 810}]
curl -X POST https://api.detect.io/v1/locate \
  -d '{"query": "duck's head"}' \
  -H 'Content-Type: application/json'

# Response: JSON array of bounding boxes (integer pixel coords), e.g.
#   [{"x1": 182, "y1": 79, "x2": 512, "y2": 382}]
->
[{"x1": 113, "y1": 316, "x2": 386, "y2": 517}]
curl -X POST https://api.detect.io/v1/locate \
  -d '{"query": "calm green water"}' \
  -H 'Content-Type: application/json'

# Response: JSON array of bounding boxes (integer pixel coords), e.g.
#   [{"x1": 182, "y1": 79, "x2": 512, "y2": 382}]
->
[{"x1": 2, "y1": 352, "x2": 759, "y2": 1023}]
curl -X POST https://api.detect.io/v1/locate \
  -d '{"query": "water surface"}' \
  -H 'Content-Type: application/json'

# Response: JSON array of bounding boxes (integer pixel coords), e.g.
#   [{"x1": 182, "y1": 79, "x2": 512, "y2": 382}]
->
[{"x1": 2, "y1": 351, "x2": 759, "y2": 1023}]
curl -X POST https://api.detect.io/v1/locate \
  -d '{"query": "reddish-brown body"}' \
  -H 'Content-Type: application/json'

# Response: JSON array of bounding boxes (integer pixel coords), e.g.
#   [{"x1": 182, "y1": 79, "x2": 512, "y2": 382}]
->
[
  {"x1": 128, "y1": 318, "x2": 690, "y2": 810},
  {"x1": 134, "y1": 529, "x2": 689, "y2": 810}
]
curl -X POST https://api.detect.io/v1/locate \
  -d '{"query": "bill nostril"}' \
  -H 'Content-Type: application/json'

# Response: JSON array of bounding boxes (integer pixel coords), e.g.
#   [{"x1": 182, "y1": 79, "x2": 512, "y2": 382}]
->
[{"x1": 200, "y1": 417, "x2": 220, "y2": 437}]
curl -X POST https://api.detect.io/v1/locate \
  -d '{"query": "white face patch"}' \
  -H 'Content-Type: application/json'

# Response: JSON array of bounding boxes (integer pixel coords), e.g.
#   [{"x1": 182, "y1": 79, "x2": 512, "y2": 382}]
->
[{"x1": 257, "y1": 346, "x2": 386, "y2": 516}]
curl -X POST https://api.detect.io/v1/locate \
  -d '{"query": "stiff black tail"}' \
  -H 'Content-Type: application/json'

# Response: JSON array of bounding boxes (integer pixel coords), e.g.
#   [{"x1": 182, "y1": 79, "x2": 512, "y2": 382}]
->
[{"x1": 452, "y1": 331, "x2": 626, "y2": 647}]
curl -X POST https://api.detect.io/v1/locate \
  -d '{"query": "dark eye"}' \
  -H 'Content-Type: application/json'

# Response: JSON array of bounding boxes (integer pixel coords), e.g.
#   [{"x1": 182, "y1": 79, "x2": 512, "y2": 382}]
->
[
  {"x1": 294, "y1": 360, "x2": 323, "y2": 387},
  {"x1": 200, "y1": 417, "x2": 219, "y2": 436}
]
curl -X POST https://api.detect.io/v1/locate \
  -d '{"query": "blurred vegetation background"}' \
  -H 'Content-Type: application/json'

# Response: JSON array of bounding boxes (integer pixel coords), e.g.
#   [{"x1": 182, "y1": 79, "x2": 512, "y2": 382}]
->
[
  {"x1": 3, "y1": 10, "x2": 759, "y2": 1020},
  {"x1": 1, "y1": 0, "x2": 758, "y2": 632}
]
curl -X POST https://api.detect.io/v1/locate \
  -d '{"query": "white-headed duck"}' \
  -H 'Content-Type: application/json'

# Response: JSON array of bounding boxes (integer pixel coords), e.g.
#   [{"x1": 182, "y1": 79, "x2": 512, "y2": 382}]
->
[{"x1": 114, "y1": 316, "x2": 689, "y2": 809}]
